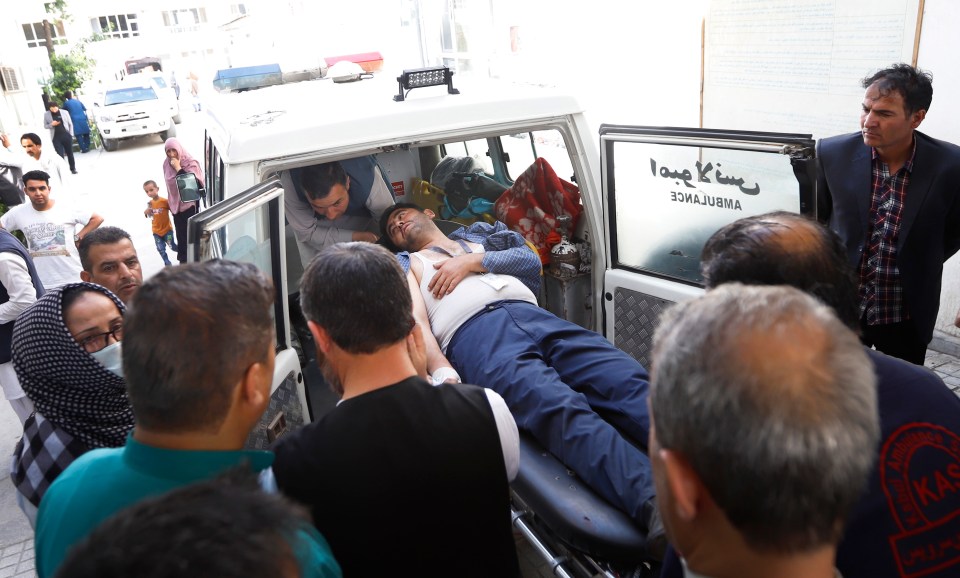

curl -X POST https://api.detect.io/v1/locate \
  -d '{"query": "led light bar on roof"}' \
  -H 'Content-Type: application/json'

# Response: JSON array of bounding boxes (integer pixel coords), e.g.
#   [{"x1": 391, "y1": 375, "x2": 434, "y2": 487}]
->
[{"x1": 393, "y1": 66, "x2": 460, "y2": 102}]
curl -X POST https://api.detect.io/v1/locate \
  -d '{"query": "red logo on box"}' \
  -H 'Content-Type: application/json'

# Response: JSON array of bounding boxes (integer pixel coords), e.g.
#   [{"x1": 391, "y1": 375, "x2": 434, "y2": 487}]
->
[{"x1": 881, "y1": 423, "x2": 960, "y2": 577}]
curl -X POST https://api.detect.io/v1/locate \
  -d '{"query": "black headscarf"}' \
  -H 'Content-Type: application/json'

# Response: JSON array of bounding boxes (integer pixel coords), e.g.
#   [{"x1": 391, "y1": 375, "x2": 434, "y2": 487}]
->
[{"x1": 13, "y1": 282, "x2": 134, "y2": 449}]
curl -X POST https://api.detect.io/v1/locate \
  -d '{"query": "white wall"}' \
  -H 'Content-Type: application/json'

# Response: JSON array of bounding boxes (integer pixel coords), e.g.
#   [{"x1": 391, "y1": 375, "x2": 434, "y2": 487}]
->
[
  {"x1": 918, "y1": 0, "x2": 960, "y2": 337},
  {"x1": 443, "y1": 0, "x2": 960, "y2": 339},
  {"x1": 0, "y1": 1, "x2": 53, "y2": 134}
]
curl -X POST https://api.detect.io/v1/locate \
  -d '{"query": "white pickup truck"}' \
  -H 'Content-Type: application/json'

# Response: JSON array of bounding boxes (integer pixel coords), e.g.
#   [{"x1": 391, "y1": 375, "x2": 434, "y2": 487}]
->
[
  {"x1": 189, "y1": 68, "x2": 816, "y2": 577},
  {"x1": 93, "y1": 80, "x2": 177, "y2": 152}
]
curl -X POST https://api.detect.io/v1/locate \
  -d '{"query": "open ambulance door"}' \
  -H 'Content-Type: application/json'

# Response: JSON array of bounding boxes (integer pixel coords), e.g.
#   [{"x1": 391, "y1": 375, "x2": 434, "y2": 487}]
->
[
  {"x1": 599, "y1": 126, "x2": 816, "y2": 367},
  {"x1": 186, "y1": 178, "x2": 312, "y2": 449}
]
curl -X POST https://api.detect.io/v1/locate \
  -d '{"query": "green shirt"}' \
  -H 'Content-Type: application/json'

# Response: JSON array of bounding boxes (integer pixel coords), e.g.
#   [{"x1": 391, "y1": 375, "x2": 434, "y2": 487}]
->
[{"x1": 35, "y1": 436, "x2": 341, "y2": 578}]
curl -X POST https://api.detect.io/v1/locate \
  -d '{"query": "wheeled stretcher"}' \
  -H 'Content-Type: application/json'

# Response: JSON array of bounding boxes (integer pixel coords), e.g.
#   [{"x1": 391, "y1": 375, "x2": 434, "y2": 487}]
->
[{"x1": 512, "y1": 433, "x2": 660, "y2": 578}]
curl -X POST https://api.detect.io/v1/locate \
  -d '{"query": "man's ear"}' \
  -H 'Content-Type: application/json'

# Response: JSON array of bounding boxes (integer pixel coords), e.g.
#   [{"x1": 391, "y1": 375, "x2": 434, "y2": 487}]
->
[
  {"x1": 80, "y1": 270, "x2": 92, "y2": 283},
  {"x1": 239, "y1": 360, "x2": 269, "y2": 410},
  {"x1": 911, "y1": 108, "x2": 926, "y2": 129},
  {"x1": 660, "y1": 449, "x2": 703, "y2": 522},
  {"x1": 344, "y1": 175, "x2": 351, "y2": 192},
  {"x1": 424, "y1": 209, "x2": 436, "y2": 220},
  {"x1": 307, "y1": 320, "x2": 333, "y2": 355}
]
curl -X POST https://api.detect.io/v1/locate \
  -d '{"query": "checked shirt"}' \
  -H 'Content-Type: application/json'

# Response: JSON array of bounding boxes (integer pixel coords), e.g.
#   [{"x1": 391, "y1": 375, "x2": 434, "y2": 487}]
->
[
  {"x1": 396, "y1": 221, "x2": 542, "y2": 295},
  {"x1": 858, "y1": 143, "x2": 916, "y2": 326}
]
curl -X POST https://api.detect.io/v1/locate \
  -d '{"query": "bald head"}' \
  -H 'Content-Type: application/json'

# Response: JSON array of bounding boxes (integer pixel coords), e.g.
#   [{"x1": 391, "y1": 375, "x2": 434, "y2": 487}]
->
[
  {"x1": 701, "y1": 211, "x2": 860, "y2": 330},
  {"x1": 651, "y1": 284, "x2": 878, "y2": 553}
]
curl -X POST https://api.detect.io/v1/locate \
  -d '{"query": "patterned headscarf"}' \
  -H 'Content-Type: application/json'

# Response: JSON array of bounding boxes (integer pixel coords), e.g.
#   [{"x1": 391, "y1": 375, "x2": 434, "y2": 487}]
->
[{"x1": 13, "y1": 282, "x2": 134, "y2": 448}]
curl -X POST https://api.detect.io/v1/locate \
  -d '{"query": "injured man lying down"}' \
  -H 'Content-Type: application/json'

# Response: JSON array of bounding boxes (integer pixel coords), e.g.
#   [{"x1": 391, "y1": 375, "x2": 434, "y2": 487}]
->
[{"x1": 380, "y1": 202, "x2": 666, "y2": 558}]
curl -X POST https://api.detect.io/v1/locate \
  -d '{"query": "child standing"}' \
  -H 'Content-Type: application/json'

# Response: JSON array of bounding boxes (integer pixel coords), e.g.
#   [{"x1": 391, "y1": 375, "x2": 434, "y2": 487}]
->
[{"x1": 143, "y1": 180, "x2": 178, "y2": 266}]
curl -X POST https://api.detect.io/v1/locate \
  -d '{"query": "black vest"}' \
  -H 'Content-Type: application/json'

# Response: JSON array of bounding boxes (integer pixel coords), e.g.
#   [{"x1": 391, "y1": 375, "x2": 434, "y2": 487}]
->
[
  {"x1": 274, "y1": 377, "x2": 519, "y2": 577},
  {"x1": 0, "y1": 230, "x2": 44, "y2": 363},
  {"x1": 290, "y1": 156, "x2": 382, "y2": 220}
]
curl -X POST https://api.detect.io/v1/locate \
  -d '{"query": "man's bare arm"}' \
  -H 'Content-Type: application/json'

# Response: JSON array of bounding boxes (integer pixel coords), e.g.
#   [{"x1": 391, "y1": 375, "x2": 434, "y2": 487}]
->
[
  {"x1": 407, "y1": 269, "x2": 458, "y2": 380},
  {"x1": 75, "y1": 213, "x2": 103, "y2": 244}
]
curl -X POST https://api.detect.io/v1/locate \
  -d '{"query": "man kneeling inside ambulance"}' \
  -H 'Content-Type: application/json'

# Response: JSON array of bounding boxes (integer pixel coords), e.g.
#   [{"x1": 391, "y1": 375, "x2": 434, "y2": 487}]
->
[
  {"x1": 380, "y1": 202, "x2": 666, "y2": 558},
  {"x1": 282, "y1": 157, "x2": 395, "y2": 267}
]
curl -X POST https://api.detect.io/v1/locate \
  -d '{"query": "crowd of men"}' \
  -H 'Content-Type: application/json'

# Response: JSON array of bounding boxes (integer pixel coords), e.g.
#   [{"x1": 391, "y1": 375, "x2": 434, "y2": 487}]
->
[{"x1": 0, "y1": 62, "x2": 956, "y2": 578}]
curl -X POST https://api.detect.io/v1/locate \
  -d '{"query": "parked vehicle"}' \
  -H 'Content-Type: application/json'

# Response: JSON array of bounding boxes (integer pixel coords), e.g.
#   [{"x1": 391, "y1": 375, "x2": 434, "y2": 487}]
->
[
  {"x1": 192, "y1": 68, "x2": 816, "y2": 577},
  {"x1": 94, "y1": 81, "x2": 176, "y2": 152},
  {"x1": 137, "y1": 72, "x2": 182, "y2": 124}
]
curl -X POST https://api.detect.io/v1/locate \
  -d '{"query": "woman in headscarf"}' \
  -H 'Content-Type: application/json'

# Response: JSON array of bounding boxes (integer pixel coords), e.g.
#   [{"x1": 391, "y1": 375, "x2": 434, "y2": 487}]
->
[
  {"x1": 162, "y1": 137, "x2": 203, "y2": 264},
  {"x1": 10, "y1": 283, "x2": 134, "y2": 526}
]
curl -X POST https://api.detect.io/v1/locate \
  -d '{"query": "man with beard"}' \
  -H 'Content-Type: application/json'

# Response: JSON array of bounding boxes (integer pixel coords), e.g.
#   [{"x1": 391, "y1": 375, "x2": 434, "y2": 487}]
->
[
  {"x1": 78, "y1": 227, "x2": 143, "y2": 305},
  {"x1": 272, "y1": 242, "x2": 520, "y2": 578},
  {"x1": 379, "y1": 202, "x2": 665, "y2": 558}
]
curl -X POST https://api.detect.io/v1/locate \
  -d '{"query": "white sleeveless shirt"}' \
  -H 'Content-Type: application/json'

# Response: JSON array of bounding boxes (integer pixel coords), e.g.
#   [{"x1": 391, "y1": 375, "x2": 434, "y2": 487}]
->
[{"x1": 411, "y1": 250, "x2": 537, "y2": 352}]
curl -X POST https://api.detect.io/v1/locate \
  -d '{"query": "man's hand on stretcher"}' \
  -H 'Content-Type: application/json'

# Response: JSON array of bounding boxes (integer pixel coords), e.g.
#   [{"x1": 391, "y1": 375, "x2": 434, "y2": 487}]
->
[{"x1": 428, "y1": 253, "x2": 487, "y2": 299}]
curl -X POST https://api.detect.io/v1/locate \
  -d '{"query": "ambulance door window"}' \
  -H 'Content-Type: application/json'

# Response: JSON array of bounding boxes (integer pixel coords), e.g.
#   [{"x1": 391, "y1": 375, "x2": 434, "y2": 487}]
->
[{"x1": 501, "y1": 130, "x2": 576, "y2": 184}]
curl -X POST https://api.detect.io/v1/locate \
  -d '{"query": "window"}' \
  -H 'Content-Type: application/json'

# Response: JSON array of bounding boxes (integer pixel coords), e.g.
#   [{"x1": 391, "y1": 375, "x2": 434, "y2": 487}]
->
[
  {"x1": 90, "y1": 14, "x2": 139, "y2": 39},
  {"x1": 161, "y1": 8, "x2": 208, "y2": 32},
  {"x1": 205, "y1": 135, "x2": 226, "y2": 206},
  {"x1": 188, "y1": 183, "x2": 285, "y2": 345},
  {"x1": 501, "y1": 130, "x2": 575, "y2": 184},
  {"x1": 104, "y1": 87, "x2": 157, "y2": 106},
  {"x1": 22, "y1": 21, "x2": 67, "y2": 48},
  {"x1": 0, "y1": 67, "x2": 24, "y2": 92},
  {"x1": 440, "y1": 138, "x2": 493, "y2": 175},
  {"x1": 231, "y1": 4, "x2": 248, "y2": 16},
  {"x1": 606, "y1": 136, "x2": 811, "y2": 284}
]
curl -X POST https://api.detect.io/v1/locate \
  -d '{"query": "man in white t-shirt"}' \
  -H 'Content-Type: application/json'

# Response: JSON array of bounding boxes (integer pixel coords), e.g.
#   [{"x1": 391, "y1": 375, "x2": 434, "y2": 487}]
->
[{"x1": 0, "y1": 170, "x2": 102, "y2": 289}]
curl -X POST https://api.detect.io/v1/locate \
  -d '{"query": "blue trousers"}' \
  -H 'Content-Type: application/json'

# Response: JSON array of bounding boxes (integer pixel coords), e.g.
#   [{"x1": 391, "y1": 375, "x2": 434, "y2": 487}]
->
[
  {"x1": 447, "y1": 300, "x2": 654, "y2": 522},
  {"x1": 153, "y1": 231, "x2": 178, "y2": 265},
  {"x1": 75, "y1": 132, "x2": 90, "y2": 153}
]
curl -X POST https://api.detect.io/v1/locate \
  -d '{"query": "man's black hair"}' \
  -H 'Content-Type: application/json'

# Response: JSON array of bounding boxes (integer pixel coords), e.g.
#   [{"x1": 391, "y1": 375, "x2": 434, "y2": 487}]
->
[
  {"x1": 377, "y1": 202, "x2": 426, "y2": 253},
  {"x1": 300, "y1": 242, "x2": 414, "y2": 354},
  {"x1": 20, "y1": 133, "x2": 41, "y2": 147},
  {"x1": 862, "y1": 63, "x2": 933, "y2": 115},
  {"x1": 701, "y1": 211, "x2": 860, "y2": 331},
  {"x1": 78, "y1": 226, "x2": 133, "y2": 272},
  {"x1": 123, "y1": 260, "x2": 275, "y2": 434},
  {"x1": 21, "y1": 170, "x2": 50, "y2": 186},
  {"x1": 299, "y1": 161, "x2": 347, "y2": 201}
]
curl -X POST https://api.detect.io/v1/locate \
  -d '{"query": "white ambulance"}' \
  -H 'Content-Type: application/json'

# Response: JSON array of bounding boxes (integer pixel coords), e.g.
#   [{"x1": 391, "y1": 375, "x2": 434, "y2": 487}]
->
[{"x1": 192, "y1": 67, "x2": 815, "y2": 577}]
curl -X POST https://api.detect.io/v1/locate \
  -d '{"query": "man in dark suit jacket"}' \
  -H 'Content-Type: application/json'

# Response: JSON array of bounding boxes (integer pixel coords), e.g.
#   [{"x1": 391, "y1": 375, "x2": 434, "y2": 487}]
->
[{"x1": 817, "y1": 63, "x2": 960, "y2": 364}]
